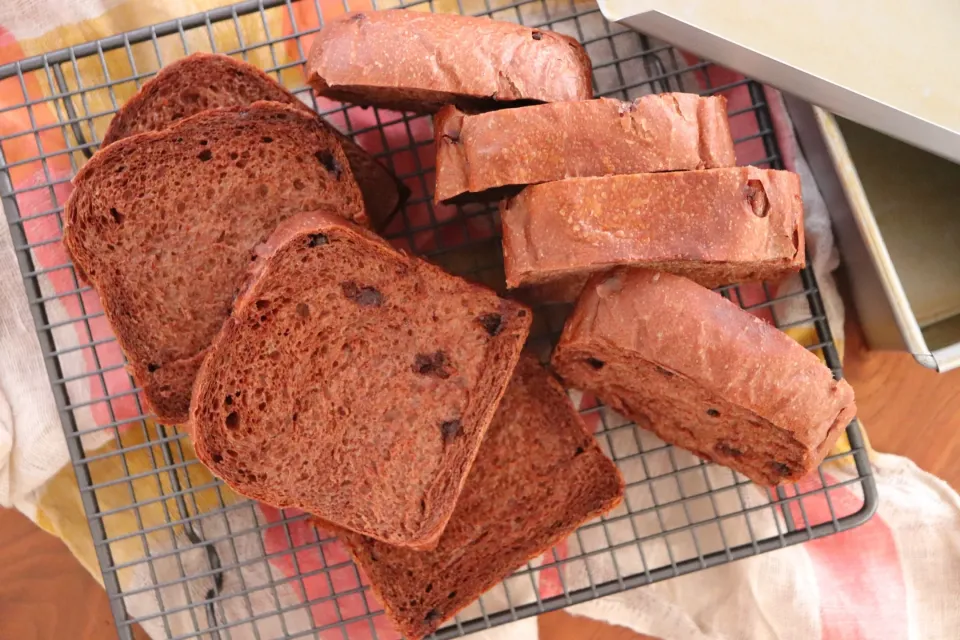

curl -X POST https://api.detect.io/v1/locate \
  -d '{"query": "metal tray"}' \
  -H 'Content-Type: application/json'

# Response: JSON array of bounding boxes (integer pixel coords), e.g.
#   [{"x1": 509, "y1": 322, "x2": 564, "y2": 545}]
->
[
  {"x1": 0, "y1": 1, "x2": 876, "y2": 638},
  {"x1": 787, "y1": 97, "x2": 960, "y2": 373}
]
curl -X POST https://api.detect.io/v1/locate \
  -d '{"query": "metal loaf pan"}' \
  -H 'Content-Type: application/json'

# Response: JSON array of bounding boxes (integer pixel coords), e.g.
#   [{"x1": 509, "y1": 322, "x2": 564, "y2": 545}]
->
[
  {"x1": 786, "y1": 97, "x2": 960, "y2": 372},
  {"x1": 597, "y1": 0, "x2": 960, "y2": 165}
]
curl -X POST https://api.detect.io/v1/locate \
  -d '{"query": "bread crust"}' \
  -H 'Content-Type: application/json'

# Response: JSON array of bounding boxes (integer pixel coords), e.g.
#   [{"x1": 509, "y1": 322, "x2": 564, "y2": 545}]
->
[
  {"x1": 434, "y1": 94, "x2": 736, "y2": 203},
  {"x1": 102, "y1": 52, "x2": 407, "y2": 228},
  {"x1": 552, "y1": 268, "x2": 856, "y2": 485},
  {"x1": 307, "y1": 10, "x2": 593, "y2": 114},
  {"x1": 501, "y1": 167, "x2": 805, "y2": 297}
]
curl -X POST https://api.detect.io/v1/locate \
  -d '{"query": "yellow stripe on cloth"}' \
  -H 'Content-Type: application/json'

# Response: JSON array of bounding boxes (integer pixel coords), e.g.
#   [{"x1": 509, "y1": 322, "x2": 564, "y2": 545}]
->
[{"x1": 36, "y1": 422, "x2": 241, "y2": 588}]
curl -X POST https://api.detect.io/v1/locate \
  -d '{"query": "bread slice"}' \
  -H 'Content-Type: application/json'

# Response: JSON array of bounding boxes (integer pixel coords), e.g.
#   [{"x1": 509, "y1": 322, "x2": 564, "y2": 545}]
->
[
  {"x1": 63, "y1": 102, "x2": 364, "y2": 425},
  {"x1": 552, "y1": 268, "x2": 857, "y2": 486},
  {"x1": 101, "y1": 52, "x2": 407, "y2": 229},
  {"x1": 501, "y1": 167, "x2": 805, "y2": 300},
  {"x1": 330, "y1": 354, "x2": 624, "y2": 639},
  {"x1": 306, "y1": 10, "x2": 593, "y2": 114},
  {"x1": 189, "y1": 212, "x2": 532, "y2": 548},
  {"x1": 434, "y1": 94, "x2": 736, "y2": 203}
]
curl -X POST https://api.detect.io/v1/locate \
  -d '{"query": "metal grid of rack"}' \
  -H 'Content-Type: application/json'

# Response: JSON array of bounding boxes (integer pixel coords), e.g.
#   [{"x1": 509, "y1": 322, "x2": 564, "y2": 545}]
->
[{"x1": 0, "y1": 0, "x2": 876, "y2": 638}]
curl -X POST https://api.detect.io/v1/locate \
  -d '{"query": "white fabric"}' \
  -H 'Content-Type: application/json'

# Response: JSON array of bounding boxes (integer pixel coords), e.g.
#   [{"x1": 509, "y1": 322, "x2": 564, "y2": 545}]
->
[
  {"x1": 0, "y1": 212, "x2": 67, "y2": 508},
  {"x1": 569, "y1": 454, "x2": 960, "y2": 640}
]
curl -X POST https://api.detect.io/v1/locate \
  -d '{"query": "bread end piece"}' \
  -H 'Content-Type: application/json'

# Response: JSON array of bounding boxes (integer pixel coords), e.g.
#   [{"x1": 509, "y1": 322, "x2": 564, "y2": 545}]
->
[{"x1": 552, "y1": 268, "x2": 855, "y2": 486}]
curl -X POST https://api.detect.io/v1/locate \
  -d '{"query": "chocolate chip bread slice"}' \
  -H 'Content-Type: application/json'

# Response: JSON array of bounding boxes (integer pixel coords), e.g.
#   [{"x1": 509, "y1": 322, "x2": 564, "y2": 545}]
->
[
  {"x1": 552, "y1": 269, "x2": 857, "y2": 486},
  {"x1": 434, "y1": 94, "x2": 736, "y2": 203},
  {"x1": 64, "y1": 102, "x2": 364, "y2": 425},
  {"x1": 329, "y1": 354, "x2": 623, "y2": 639},
  {"x1": 501, "y1": 167, "x2": 805, "y2": 301},
  {"x1": 101, "y1": 52, "x2": 407, "y2": 228},
  {"x1": 307, "y1": 10, "x2": 593, "y2": 114},
  {"x1": 190, "y1": 212, "x2": 531, "y2": 548}
]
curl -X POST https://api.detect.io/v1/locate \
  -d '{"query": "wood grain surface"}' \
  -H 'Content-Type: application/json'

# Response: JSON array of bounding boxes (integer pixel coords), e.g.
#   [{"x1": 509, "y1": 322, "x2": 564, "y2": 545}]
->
[{"x1": 2, "y1": 308, "x2": 958, "y2": 640}]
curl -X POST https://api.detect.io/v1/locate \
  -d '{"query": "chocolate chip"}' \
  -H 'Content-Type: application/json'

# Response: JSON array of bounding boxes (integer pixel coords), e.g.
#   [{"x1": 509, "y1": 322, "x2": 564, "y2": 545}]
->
[
  {"x1": 586, "y1": 357, "x2": 605, "y2": 370},
  {"x1": 532, "y1": 30, "x2": 543, "y2": 40},
  {"x1": 414, "y1": 351, "x2": 453, "y2": 379},
  {"x1": 425, "y1": 583, "x2": 433, "y2": 593},
  {"x1": 771, "y1": 461, "x2": 792, "y2": 477},
  {"x1": 706, "y1": 408, "x2": 721, "y2": 417},
  {"x1": 715, "y1": 441, "x2": 743, "y2": 458},
  {"x1": 743, "y1": 179, "x2": 770, "y2": 217},
  {"x1": 477, "y1": 313, "x2": 503, "y2": 336},
  {"x1": 147, "y1": 363, "x2": 160, "y2": 373},
  {"x1": 654, "y1": 365, "x2": 674, "y2": 377},
  {"x1": 308, "y1": 233, "x2": 328, "y2": 247},
  {"x1": 341, "y1": 281, "x2": 383, "y2": 306},
  {"x1": 197, "y1": 149, "x2": 213, "y2": 162},
  {"x1": 225, "y1": 412, "x2": 240, "y2": 429},
  {"x1": 440, "y1": 419, "x2": 462, "y2": 444},
  {"x1": 109, "y1": 207, "x2": 123, "y2": 224},
  {"x1": 315, "y1": 150, "x2": 343, "y2": 179},
  {"x1": 424, "y1": 608, "x2": 442, "y2": 624},
  {"x1": 261, "y1": 136, "x2": 273, "y2": 143},
  {"x1": 224, "y1": 395, "x2": 233, "y2": 406},
  {"x1": 448, "y1": 591, "x2": 457, "y2": 599},
  {"x1": 211, "y1": 452, "x2": 223, "y2": 464},
  {"x1": 574, "y1": 446, "x2": 585, "y2": 456}
]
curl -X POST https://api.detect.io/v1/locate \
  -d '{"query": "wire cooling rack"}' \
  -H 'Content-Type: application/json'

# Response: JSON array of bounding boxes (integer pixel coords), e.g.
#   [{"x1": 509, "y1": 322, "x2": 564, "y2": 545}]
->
[{"x1": 0, "y1": 0, "x2": 877, "y2": 638}]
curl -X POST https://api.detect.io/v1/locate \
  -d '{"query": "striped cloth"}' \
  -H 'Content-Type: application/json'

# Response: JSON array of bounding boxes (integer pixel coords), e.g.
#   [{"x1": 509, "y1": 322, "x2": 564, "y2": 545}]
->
[{"x1": 1, "y1": 1, "x2": 958, "y2": 639}]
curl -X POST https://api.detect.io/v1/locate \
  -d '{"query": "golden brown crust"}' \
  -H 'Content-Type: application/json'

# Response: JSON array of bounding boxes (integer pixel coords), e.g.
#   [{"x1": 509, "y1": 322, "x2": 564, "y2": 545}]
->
[
  {"x1": 307, "y1": 10, "x2": 593, "y2": 114},
  {"x1": 552, "y1": 269, "x2": 856, "y2": 485},
  {"x1": 501, "y1": 167, "x2": 805, "y2": 291},
  {"x1": 434, "y1": 95, "x2": 736, "y2": 203}
]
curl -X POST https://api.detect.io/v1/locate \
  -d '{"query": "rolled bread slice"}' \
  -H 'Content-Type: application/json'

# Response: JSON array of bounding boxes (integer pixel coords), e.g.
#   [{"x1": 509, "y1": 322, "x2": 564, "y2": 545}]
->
[
  {"x1": 307, "y1": 10, "x2": 593, "y2": 114},
  {"x1": 552, "y1": 268, "x2": 857, "y2": 486},
  {"x1": 64, "y1": 102, "x2": 364, "y2": 425},
  {"x1": 101, "y1": 52, "x2": 407, "y2": 229},
  {"x1": 434, "y1": 94, "x2": 736, "y2": 203},
  {"x1": 190, "y1": 212, "x2": 532, "y2": 548},
  {"x1": 331, "y1": 354, "x2": 624, "y2": 639},
  {"x1": 501, "y1": 167, "x2": 805, "y2": 301}
]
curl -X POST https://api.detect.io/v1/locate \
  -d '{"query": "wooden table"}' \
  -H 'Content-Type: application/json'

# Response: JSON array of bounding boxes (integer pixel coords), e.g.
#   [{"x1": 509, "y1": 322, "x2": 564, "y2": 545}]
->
[{"x1": 2, "y1": 308, "x2": 959, "y2": 640}]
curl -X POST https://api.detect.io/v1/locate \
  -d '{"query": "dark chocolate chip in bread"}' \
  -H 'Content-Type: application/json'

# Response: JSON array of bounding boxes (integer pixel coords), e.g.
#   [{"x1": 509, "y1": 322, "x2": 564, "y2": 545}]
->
[{"x1": 190, "y1": 212, "x2": 532, "y2": 548}]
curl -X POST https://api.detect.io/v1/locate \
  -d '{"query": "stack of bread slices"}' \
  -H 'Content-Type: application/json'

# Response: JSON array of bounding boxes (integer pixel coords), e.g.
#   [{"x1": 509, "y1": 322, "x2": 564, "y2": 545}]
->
[{"x1": 62, "y1": 9, "x2": 856, "y2": 639}]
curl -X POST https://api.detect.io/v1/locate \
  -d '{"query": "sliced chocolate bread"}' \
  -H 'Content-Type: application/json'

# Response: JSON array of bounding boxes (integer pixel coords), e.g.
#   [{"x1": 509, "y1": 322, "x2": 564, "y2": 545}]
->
[
  {"x1": 63, "y1": 102, "x2": 364, "y2": 424},
  {"x1": 190, "y1": 212, "x2": 532, "y2": 549},
  {"x1": 330, "y1": 354, "x2": 624, "y2": 639},
  {"x1": 501, "y1": 167, "x2": 805, "y2": 301},
  {"x1": 307, "y1": 10, "x2": 593, "y2": 114},
  {"x1": 434, "y1": 94, "x2": 736, "y2": 203},
  {"x1": 552, "y1": 268, "x2": 856, "y2": 486},
  {"x1": 102, "y1": 52, "x2": 407, "y2": 228}
]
